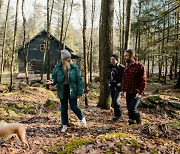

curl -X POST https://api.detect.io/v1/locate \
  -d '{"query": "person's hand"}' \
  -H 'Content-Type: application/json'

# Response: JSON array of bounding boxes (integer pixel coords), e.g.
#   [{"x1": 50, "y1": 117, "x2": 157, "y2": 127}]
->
[
  {"x1": 108, "y1": 84, "x2": 111, "y2": 87},
  {"x1": 119, "y1": 92, "x2": 124, "y2": 96},
  {"x1": 117, "y1": 83, "x2": 121, "y2": 86},
  {"x1": 135, "y1": 93, "x2": 142, "y2": 100},
  {"x1": 46, "y1": 80, "x2": 53, "y2": 85}
]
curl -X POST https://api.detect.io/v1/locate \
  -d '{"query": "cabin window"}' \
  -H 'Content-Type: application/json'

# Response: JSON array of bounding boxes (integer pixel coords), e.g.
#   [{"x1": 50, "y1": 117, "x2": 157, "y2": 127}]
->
[{"x1": 40, "y1": 43, "x2": 46, "y2": 52}]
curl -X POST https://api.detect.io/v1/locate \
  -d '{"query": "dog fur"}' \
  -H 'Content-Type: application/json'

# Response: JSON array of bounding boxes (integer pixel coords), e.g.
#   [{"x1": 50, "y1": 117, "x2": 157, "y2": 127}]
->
[{"x1": 0, "y1": 123, "x2": 30, "y2": 149}]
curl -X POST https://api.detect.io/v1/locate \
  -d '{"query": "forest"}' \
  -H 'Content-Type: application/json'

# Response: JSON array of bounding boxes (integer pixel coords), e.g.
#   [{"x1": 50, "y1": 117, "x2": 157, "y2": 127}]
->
[{"x1": 0, "y1": 0, "x2": 179, "y2": 153}]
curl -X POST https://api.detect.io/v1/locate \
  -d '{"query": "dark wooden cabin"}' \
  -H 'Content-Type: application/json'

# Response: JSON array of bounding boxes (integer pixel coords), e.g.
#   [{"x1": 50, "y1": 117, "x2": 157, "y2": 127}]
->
[{"x1": 18, "y1": 30, "x2": 80, "y2": 74}]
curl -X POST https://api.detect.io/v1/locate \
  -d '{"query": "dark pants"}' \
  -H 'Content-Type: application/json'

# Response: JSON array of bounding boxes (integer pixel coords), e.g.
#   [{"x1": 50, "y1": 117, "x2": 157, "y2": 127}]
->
[
  {"x1": 60, "y1": 84, "x2": 84, "y2": 125},
  {"x1": 110, "y1": 85, "x2": 122, "y2": 118},
  {"x1": 126, "y1": 93, "x2": 140, "y2": 122}
]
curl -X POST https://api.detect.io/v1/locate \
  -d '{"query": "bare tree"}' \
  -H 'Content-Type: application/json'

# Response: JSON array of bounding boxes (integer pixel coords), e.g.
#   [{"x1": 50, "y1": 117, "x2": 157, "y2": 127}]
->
[
  {"x1": 89, "y1": 0, "x2": 95, "y2": 82},
  {"x1": 0, "y1": 0, "x2": 10, "y2": 84},
  {"x1": 63, "y1": 0, "x2": 74, "y2": 42},
  {"x1": 97, "y1": 0, "x2": 114, "y2": 109},
  {"x1": 82, "y1": 0, "x2": 88, "y2": 107},
  {"x1": 22, "y1": 0, "x2": 29, "y2": 85},
  {"x1": 49, "y1": 0, "x2": 55, "y2": 25},
  {"x1": 124, "y1": 0, "x2": 132, "y2": 50},
  {"x1": 9, "y1": 0, "x2": 19, "y2": 91},
  {"x1": 60, "y1": 0, "x2": 66, "y2": 45},
  {"x1": 47, "y1": 0, "x2": 50, "y2": 87}
]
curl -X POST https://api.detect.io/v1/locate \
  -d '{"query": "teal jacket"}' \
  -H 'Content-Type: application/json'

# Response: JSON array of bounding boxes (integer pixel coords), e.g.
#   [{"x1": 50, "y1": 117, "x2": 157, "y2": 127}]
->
[{"x1": 51, "y1": 62, "x2": 83, "y2": 99}]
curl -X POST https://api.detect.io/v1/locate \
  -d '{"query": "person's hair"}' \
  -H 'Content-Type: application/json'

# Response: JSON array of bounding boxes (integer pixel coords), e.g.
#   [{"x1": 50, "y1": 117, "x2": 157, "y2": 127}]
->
[
  {"x1": 124, "y1": 49, "x2": 135, "y2": 57},
  {"x1": 62, "y1": 60, "x2": 70, "y2": 71}
]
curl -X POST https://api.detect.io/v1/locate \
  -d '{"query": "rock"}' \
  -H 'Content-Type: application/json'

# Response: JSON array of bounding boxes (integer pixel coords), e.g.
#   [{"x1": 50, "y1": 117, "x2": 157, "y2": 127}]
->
[
  {"x1": 44, "y1": 98, "x2": 59, "y2": 110},
  {"x1": 31, "y1": 82, "x2": 41, "y2": 87},
  {"x1": 168, "y1": 100, "x2": 180, "y2": 109},
  {"x1": 18, "y1": 80, "x2": 29, "y2": 90}
]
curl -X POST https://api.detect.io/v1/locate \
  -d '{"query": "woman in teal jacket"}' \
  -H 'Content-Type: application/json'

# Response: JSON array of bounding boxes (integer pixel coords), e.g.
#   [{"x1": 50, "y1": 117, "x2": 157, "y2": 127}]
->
[{"x1": 47, "y1": 49, "x2": 86, "y2": 133}]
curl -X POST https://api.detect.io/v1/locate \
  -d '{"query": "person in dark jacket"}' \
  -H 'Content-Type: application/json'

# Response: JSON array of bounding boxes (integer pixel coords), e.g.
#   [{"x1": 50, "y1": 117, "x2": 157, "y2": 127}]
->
[
  {"x1": 108, "y1": 54, "x2": 124, "y2": 121},
  {"x1": 121, "y1": 49, "x2": 147, "y2": 125},
  {"x1": 47, "y1": 49, "x2": 86, "y2": 132}
]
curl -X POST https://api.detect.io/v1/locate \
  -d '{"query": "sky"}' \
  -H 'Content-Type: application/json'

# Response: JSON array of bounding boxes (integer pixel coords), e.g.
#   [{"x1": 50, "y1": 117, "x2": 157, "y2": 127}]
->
[{"x1": 1, "y1": 0, "x2": 137, "y2": 29}]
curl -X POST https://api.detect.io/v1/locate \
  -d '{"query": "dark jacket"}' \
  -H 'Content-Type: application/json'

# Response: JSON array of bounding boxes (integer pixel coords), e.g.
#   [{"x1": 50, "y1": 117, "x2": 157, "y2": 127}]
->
[
  {"x1": 108, "y1": 63, "x2": 124, "y2": 86},
  {"x1": 51, "y1": 62, "x2": 83, "y2": 99}
]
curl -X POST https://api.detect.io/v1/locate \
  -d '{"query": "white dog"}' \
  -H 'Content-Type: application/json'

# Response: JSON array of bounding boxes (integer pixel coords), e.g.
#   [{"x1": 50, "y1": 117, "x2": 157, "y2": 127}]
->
[{"x1": 0, "y1": 123, "x2": 30, "y2": 149}]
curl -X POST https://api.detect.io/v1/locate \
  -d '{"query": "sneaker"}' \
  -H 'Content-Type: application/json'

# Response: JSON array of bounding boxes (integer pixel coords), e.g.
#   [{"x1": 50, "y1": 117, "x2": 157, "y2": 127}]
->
[
  {"x1": 61, "y1": 125, "x2": 67, "y2": 133},
  {"x1": 81, "y1": 117, "x2": 87, "y2": 127}
]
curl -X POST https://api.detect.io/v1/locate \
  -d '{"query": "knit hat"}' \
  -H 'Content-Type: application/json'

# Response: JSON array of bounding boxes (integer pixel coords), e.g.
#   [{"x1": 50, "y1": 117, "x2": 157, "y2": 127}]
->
[
  {"x1": 61, "y1": 49, "x2": 71, "y2": 60},
  {"x1": 111, "y1": 54, "x2": 118, "y2": 61}
]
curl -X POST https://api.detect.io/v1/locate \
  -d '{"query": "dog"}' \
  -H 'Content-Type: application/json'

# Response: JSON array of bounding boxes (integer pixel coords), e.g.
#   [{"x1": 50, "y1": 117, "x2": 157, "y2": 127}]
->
[{"x1": 0, "y1": 123, "x2": 30, "y2": 149}]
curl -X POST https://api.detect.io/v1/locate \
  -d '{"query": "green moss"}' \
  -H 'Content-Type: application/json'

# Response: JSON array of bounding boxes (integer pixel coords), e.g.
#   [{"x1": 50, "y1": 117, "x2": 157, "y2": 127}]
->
[
  {"x1": 131, "y1": 139, "x2": 140, "y2": 149},
  {"x1": 170, "y1": 120, "x2": 180, "y2": 129},
  {"x1": 105, "y1": 151, "x2": 114, "y2": 154},
  {"x1": 44, "y1": 99, "x2": 56, "y2": 110},
  {"x1": 117, "y1": 141, "x2": 128, "y2": 150},
  {"x1": 49, "y1": 138, "x2": 95, "y2": 154},
  {"x1": 148, "y1": 95, "x2": 162, "y2": 102},
  {"x1": 100, "y1": 132, "x2": 130, "y2": 141}
]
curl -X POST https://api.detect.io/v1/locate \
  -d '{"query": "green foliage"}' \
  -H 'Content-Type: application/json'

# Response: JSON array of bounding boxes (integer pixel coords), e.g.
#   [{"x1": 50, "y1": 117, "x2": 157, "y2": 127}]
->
[{"x1": 49, "y1": 138, "x2": 95, "y2": 154}]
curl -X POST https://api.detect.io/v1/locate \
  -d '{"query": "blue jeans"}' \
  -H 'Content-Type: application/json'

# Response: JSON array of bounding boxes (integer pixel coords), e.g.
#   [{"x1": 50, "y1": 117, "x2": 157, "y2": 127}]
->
[
  {"x1": 60, "y1": 84, "x2": 84, "y2": 125},
  {"x1": 110, "y1": 85, "x2": 122, "y2": 117},
  {"x1": 126, "y1": 93, "x2": 140, "y2": 122}
]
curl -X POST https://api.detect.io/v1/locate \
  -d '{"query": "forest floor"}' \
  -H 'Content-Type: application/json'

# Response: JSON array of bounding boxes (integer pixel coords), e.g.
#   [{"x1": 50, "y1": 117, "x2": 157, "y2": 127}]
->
[{"x1": 0, "y1": 76, "x2": 180, "y2": 154}]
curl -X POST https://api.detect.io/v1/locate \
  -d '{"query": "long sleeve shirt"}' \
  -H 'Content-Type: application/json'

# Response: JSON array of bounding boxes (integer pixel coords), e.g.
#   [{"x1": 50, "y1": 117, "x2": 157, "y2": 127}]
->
[{"x1": 121, "y1": 61, "x2": 147, "y2": 94}]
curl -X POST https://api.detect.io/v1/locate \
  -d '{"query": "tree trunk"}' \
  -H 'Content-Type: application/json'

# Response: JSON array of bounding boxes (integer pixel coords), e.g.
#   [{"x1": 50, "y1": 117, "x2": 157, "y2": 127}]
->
[
  {"x1": 9, "y1": 0, "x2": 19, "y2": 91},
  {"x1": 124, "y1": 0, "x2": 132, "y2": 50},
  {"x1": 0, "y1": 0, "x2": 10, "y2": 84},
  {"x1": 49, "y1": 0, "x2": 54, "y2": 26},
  {"x1": 164, "y1": 3, "x2": 170, "y2": 84},
  {"x1": 89, "y1": 0, "x2": 95, "y2": 83},
  {"x1": 22, "y1": 0, "x2": 29, "y2": 85},
  {"x1": 121, "y1": 0, "x2": 125, "y2": 64},
  {"x1": 46, "y1": 0, "x2": 51, "y2": 89},
  {"x1": 60, "y1": 0, "x2": 66, "y2": 45},
  {"x1": 63, "y1": 0, "x2": 73, "y2": 42},
  {"x1": 97, "y1": 0, "x2": 114, "y2": 109},
  {"x1": 169, "y1": 56, "x2": 174, "y2": 80},
  {"x1": 82, "y1": 0, "x2": 88, "y2": 108},
  {"x1": 174, "y1": 11, "x2": 179, "y2": 79}
]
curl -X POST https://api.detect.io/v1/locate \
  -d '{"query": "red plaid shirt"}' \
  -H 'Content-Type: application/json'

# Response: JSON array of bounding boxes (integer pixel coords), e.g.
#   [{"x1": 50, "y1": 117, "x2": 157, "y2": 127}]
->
[{"x1": 121, "y1": 61, "x2": 147, "y2": 94}]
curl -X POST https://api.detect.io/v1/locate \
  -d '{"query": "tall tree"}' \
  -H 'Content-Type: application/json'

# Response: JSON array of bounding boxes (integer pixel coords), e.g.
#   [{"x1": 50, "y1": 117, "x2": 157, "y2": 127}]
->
[
  {"x1": 60, "y1": 0, "x2": 66, "y2": 45},
  {"x1": 82, "y1": 0, "x2": 88, "y2": 107},
  {"x1": 63, "y1": 0, "x2": 74, "y2": 42},
  {"x1": 47, "y1": 0, "x2": 50, "y2": 88},
  {"x1": 0, "y1": 0, "x2": 10, "y2": 84},
  {"x1": 9, "y1": 0, "x2": 19, "y2": 91},
  {"x1": 97, "y1": 0, "x2": 114, "y2": 109},
  {"x1": 89, "y1": 0, "x2": 95, "y2": 82},
  {"x1": 22, "y1": 0, "x2": 29, "y2": 84},
  {"x1": 124, "y1": 0, "x2": 132, "y2": 50}
]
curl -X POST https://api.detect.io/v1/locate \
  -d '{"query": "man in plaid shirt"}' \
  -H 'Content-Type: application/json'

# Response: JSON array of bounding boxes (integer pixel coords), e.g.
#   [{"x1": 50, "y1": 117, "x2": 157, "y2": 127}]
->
[{"x1": 121, "y1": 49, "x2": 147, "y2": 125}]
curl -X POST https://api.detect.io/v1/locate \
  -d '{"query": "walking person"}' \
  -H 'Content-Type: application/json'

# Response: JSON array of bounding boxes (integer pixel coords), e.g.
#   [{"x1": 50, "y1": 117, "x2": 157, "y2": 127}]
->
[
  {"x1": 121, "y1": 49, "x2": 147, "y2": 125},
  {"x1": 47, "y1": 49, "x2": 86, "y2": 132},
  {"x1": 108, "y1": 54, "x2": 124, "y2": 122}
]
